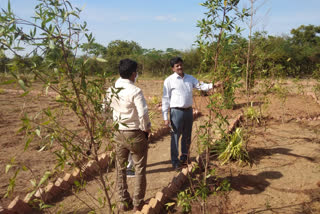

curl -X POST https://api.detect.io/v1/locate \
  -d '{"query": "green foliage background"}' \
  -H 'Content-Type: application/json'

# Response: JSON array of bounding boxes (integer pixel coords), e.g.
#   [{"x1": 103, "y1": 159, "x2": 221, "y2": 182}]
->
[{"x1": 2, "y1": 24, "x2": 320, "y2": 79}]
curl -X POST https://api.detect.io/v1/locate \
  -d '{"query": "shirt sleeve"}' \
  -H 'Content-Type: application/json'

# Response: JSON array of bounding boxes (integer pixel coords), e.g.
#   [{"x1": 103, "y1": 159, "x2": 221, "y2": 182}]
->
[
  {"x1": 192, "y1": 76, "x2": 213, "y2": 91},
  {"x1": 133, "y1": 89, "x2": 151, "y2": 131},
  {"x1": 162, "y1": 79, "x2": 171, "y2": 121}
]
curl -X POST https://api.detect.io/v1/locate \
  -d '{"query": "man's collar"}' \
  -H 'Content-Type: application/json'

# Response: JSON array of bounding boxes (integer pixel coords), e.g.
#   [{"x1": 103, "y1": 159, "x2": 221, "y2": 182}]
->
[
  {"x1": 119, "y1": 77, "x2": 134, "y2": 84},
  {"x1": 173, "y1": 72, "x2": 185, "y2": 79}
]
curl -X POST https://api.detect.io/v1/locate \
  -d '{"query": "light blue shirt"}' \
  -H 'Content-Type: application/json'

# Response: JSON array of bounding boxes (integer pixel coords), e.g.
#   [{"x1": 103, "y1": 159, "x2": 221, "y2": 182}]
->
[{"x1": 162, "y1": 72, "x2": 212, "y2": 120}]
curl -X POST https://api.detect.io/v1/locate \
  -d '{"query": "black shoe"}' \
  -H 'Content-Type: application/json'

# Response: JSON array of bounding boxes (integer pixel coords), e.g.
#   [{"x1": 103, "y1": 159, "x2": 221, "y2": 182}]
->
[
  {"x1": 172, "y1": 162, "x2": 182, "y2": 171},
  {"x1": 180, "y1": 159, "x2": 190, "y2": 166},
  {"x1": 133, "y1": 201, "x2": 145, "y2": 212},
  {"x1": 126, "y1": 169, "x2": 135, "y2": 178},
  {"x1": 180, "y1": 155, "x2": 189, "y2": 165}
]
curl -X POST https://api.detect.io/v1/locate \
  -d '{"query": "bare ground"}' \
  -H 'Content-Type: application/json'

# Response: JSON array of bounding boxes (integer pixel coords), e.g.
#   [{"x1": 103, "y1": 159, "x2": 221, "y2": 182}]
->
[{"x1": 0, "y1": 78, "x2": 320, "y2": 213}]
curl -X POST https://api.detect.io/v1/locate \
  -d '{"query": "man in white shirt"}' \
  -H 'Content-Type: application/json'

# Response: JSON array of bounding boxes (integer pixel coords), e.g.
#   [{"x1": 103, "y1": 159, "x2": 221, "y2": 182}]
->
[
  {"x1": 162, "y1": 57, "x2": 212, "y2": 170},
  {"x1": 107, "y1": 59, "x2": 151, "y2": 212}
]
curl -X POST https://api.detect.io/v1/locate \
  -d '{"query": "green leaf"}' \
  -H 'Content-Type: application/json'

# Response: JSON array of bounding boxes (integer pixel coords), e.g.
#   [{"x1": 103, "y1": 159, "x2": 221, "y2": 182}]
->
[
  {"x1": 74, "y1": 180, "x2": 80, "y2": 187},
  {"x1": 5, "y1": 164, "x2": 12, "y2": 173},
  {"x1": 49, "y1": 40, "x2": 55, "y2": 49},
  {"x1": 25, "y1": 191, "x2": 36, "y2": 201},
  {"x1": 18, "y1": 79, "x2": 27, "y2": 91},
  {"x1": 83, "y1": 58, "x2": 89, "y2": 65},
  {"x1": 40, "y1": 204, "x2": 54, "y2": 209},
  {"x1": 165, "y1": 202, "x2": 175, "y2": 209},
  {"x1": 38, "y1": 171, "x2": 51, "y2": 186},
  {"x1": 8, "y1": 0, "x2": 11, "y2": 12},
  {"x1": 24, "y1": 137, "x2": 33, "y2": 151},
  {"x1": 20, "y1": 90, "x2": 30, "y2": 97},
  {"x1": 1, "y1": 79, "x2": 15, "y2": 85},
  {"x1": 35, "y1": 128, "x2": 41, "y2": 138},
  {"x1": 38, "y1": 145, "x2": 46, "y2": 152},
  {"x1": 224, "y1": 0, "x2": 228, "y2": 7},
  {"x1": 30, "y1": 179, "x2": 37, "y2": 187},
  {"x1": 96, "y1": 58, "x2": 107, "y2": 63}
]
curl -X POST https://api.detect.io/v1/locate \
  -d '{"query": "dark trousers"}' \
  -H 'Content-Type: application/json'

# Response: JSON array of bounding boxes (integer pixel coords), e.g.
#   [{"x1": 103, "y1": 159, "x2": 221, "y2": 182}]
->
[
  {"x1": 170, "y1": 108, "x2": 193, "y2": 166},
  {"x1": 114, "y1": 130, "x2": 148, "y2": 207}
]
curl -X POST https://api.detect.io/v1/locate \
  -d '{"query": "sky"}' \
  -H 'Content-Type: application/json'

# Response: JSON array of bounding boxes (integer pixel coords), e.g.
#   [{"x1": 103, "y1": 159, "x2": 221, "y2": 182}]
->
[{"x1": 1, "y1": 0, "x2": 320, "y2": 51}]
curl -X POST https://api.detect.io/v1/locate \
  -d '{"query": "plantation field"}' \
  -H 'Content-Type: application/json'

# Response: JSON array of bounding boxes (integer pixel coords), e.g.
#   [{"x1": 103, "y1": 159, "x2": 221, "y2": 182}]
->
[{"x1": 0, "y1": 78, "x2": 320, "y2": 213}]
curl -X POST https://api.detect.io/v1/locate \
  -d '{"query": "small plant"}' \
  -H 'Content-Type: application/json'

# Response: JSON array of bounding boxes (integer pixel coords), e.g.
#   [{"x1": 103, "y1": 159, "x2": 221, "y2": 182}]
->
[
  {"x1": 149, "y1": 95, "x2": 161, "y2": 105},
  {"x1": 216, "y1": 179, "x2": 231, "y2": 192},
  {"x1": 245, "y1": 101, "x2": 260, "y2": 124},
  {"x1": 293, "y1": 78, "x2": 305, "y2": 95},
  {"x1": 264, "y1": 196, "x2": 272, "y2": 210},
  {"x1": 1, "y1": 0, "x2": 117, "y2": 212},
  {"x1": 218, "y1": 128, "x2": 250, "y2": 165},
  {"x1": 177, "y1": 189, "x2": 193, "y2": 213},
  {"x1": 272, "y1": 81, "x2": 289, "y2": 123},
  {"x1": 165, "y1": 202, "x2": 176, "y2": 213}
]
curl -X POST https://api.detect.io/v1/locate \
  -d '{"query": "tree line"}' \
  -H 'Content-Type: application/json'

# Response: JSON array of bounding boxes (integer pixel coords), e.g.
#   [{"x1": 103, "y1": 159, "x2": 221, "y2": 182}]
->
[{"x1": 1, "y1": 24, "x2": 320, "y2": 79}]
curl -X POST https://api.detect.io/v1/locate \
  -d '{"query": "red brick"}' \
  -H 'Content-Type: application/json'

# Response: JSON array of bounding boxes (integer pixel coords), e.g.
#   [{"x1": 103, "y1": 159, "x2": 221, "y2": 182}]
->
[
  {"x1": 175, "y1": 172, "x2": 187, "y2": 187},
  {"x1": 84, "y1": 160, "x2": 99, "y2": 176},
  {"x1": 171, "y1": 176, "x2": 182, "y2": 189},
  {"x1": 7, "y1": 196, "x2": 33, "y2": 214},
  {"x1": 141, "y1": 205, "x2": 154, "y2": 214},
  {"x1": 148, "y1": 198, "x2": 161, "y2": 213},
  {"x1": 45, "y1": 182, "x2": 61, "y2": 200},
  {"x1": 34, "y1": 188, "x2": 44, "y2": 199},
  {"x1": 0, "y1": 206, "x2": 12, "y2": 214},
  {"x1": 155, "y1": 191, "x2": 166, "y2": 205},
  {"x1": 72, "y1": 167, "x2": 81, "y2": 178},
  {"x1": 23, "y1": 192, "x2": 35, "y2": 204},
  {"x1": 64, "y1": 168, "x2": 80, "y2": 185},
  {"x1": 181, "y1": 167, "x2": 189, "y2": 176},
  {"x1": 98, "y1": 153, "x2": 109, "y2": 169},
  {"x1": 34, "y1": 188, "x2": 52, "y2": 203},
  {"x1": 0, "y1": 207, "x2": 15, "y2": 214},
  {"x1": 55, "y1": 177, "x2": 71, "y2": 191},
  {"x1": 167, "y1": 182, "x2": 180, "y2": 195},
  {"x1": 161, "y1": 186, "x2": 175, "y2": 199}
]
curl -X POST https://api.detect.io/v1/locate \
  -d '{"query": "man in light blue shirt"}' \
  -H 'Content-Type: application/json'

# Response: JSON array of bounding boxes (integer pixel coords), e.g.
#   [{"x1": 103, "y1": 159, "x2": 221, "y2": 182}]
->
[{"x1": 162, "y1": 57, "x2": 213, "y2": 170}]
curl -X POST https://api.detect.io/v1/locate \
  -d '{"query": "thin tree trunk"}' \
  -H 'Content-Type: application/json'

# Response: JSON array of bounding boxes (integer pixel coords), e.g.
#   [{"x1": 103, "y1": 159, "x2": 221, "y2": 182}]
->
[{"x1": 246, "y1": 0, "x2": 254, "y2": 105}]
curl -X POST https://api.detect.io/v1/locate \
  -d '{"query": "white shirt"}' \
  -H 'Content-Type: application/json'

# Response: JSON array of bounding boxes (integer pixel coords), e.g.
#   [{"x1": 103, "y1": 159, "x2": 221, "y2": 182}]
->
[
  {"x1": 162, "y1": 72, "x2": 212, "y2": 120},
  {"x1": 106, "y1": 78, "x2": 151, "y2": 131}
]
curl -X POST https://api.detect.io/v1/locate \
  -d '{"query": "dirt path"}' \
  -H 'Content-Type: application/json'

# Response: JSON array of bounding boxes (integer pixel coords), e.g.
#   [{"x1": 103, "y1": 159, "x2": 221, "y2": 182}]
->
[{"x1": 45, "y1": 118, "x2": 205, "y2": 213}]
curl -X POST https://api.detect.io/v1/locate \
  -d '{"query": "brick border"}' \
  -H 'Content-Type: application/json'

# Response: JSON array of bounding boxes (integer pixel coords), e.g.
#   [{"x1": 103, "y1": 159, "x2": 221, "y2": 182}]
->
[
  {"x1": 1, "y1": 110, "x2": 202, "y2": 213},
  {"x1": 134, "y1": 113, "x2": 244, "y2": 214}
]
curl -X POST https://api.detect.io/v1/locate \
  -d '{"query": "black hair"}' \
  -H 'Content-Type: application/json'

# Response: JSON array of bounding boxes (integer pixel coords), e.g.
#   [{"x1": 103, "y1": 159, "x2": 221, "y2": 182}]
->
[
  {"x1": 119, "y1": 58, "x2": 138, "y2": 79},
  {"x1": 170, "y1": 57, "x2": 183, "y2": 67}
]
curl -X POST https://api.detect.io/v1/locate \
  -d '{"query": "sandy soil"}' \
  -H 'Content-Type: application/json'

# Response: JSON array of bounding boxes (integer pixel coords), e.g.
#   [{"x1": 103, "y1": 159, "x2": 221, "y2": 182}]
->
[{"x1": 0, "y1": 78, "x2": 320, "y2": 213}]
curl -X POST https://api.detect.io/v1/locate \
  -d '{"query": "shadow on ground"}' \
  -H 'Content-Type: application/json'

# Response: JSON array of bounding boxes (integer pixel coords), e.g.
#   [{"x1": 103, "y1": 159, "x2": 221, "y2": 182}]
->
[{"x1": 226, "y1": 171, "x2": 283, "y2": 195}]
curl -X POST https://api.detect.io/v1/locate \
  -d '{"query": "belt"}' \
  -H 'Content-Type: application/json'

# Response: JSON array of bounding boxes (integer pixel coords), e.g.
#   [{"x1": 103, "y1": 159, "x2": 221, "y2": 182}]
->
[
  {"x1": 120, "y1": 129, "x2": 140, "y2": 132},
  {"x1": 171, "y1": 107, "x2": 192, "y2": 111}
]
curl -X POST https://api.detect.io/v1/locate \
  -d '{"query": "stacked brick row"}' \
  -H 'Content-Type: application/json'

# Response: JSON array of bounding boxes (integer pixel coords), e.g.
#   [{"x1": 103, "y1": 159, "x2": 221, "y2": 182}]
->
[
  {"x1": 1, "y1": 153, "x2": 110, "y2": 214},
  {"x1": 1, "y1": 110, "x2": 242, "y2": 214},
  {"x1": 133, "y1": 113, "x2": 244, "y2": 214},
  {"x1": 307, "y1": 92, "x2": 320, "y2": 105},
  {"x1": 296, "y1": 92, "x2": 320, "y2": 121},
  {"x1": 135, "y1": 163, "x2": 198, "y2": 214}
]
